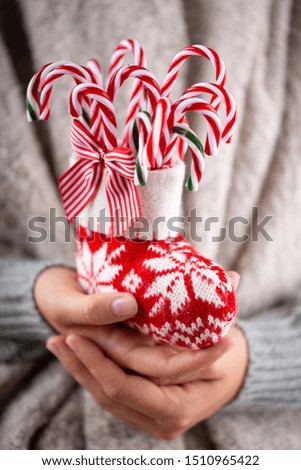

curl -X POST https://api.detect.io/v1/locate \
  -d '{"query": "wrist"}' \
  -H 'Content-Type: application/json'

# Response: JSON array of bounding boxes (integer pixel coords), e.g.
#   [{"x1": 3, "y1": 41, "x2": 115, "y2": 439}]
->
[{"x1": 226, "y1": 326, "x2": 249, "y2": 403}]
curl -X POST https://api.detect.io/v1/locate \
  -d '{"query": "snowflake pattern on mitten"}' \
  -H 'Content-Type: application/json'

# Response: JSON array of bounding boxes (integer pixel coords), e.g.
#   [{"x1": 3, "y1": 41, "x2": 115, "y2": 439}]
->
[{"x1": 77, "y1": 228, "x2": 236, "y2": 349}]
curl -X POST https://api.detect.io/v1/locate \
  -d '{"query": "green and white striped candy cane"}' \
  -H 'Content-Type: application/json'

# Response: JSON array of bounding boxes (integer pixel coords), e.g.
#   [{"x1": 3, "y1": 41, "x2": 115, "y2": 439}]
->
[{"x1": 172, "y1": 123, "x2": 205, "y2": 191}]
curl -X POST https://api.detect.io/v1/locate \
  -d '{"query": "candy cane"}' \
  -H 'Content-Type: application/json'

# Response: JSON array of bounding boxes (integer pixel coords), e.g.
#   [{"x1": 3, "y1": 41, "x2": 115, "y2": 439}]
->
[
  {"x1": 87, "y1": 58, "x2": 103, "y2": 87},
  {"x1": 168, "y1": 97, "x2": 222, "y2": 157},
  {"x1": 132, "y1": 111, "x2": 152, "y2": 150},
  {"x1": 172, "y1": 123, "x2": 205, "y2": 191},
  {"x1": 27, "y1": 62, "x2": 96, "y2": 122},
  {"x1": 132, "y1": 104, "x2": 187, "y2": 174},
  {"x1": 86, "y1": 59, "x2": 105, "y2": 142},
  {"x1": 174, "y1": 119, "x2": 188, "y2": 160},
  {"x1": 143, "y1": 97, "x2": 171, "y2": 169},
  {"x1": 26, "y1": 63, "x2": 52, "y2": 121},
  {"x1": 161, "y1": 45, "x2": 226, "y2": 110},
  {"x1": 39, "y1": 64, "x2": 96, "y2": 121},
  {"x1": 107, "y1": 39, "x2": 147, "y2": 146},
  {"x1": 132, "y1": 111, "x2": 152, "y2": 185},
  {"x1": 180, "y1": 83, "x2": 237, "y2": 143},
  {"x1": 160, "y1": 45, "x2": 226, "y2": 164},
  {"x1": 107, "y1": 65, "x2": 160, "y2": 116},
  {"x1": 107, "y1": 39, "x2": 146, "y2": 80},
  {"x1": 69, "y1": 83, "x2": 117, "y2": 150}
]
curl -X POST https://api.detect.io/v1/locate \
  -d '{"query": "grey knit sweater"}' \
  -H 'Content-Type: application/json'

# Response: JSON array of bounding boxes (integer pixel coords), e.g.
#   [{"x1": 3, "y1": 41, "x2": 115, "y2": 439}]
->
[
  {"x1": 0, "y1": 0, "x2": 301, "y2": 450},
  {"x1": 1, "y1": 257, "x2": 301, "y2": 409}
]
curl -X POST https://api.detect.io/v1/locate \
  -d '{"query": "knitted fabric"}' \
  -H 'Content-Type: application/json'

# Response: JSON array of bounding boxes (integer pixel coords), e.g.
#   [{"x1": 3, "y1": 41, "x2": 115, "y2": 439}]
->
[{"x1": 77, "y1": 227, "x2": 237, "y2": 349}]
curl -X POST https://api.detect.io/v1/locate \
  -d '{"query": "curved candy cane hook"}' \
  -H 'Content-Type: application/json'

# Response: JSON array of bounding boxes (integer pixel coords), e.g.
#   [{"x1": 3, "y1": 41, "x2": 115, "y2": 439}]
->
[
  {"x1": 161, "y1": 45, "x2": 226, "y2": 110},
  {"x1": 169, "y1": 97, "x2": 222, "y2": 157},
  {"x1": 180, "y1": 83, "x2": 237, "y2": 143},
  {"x1": 69, "y1": 83, "x2": 118, "y2": 150},
  {"x1": 27, "y1": 61, "x2": 97, "y2": 122},
  {"x1": 107, "y1": 39, "x2": 147, "y2": 147}
]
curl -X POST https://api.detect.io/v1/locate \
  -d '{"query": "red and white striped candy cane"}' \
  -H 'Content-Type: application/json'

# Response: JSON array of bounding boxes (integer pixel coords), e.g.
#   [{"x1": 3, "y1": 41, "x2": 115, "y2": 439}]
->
[
  {"x1": 107, "y1": 39, "x2": 146, "y2": 146},
  {"x1": 144, "y1": 97, "x2": 171, "y2": 169},
  {"x1": 30, "y1": 62, "x2": 96, "y2": 121},
  {"x1": 86, "y1": 59, "x2": 106, "y2": 143},
  {"x1": 26, "y1": 63, "x2": 52, "y2": 121},
  {"x1": 180, "y1": 83, "x2": 237, "y2": 143},
  {"x1": 160, "y1": 45, "x2": 226, "y2": 165},
  {"x1": 87, "y1": 58, "x2": 103, "y2": 87},
  {"x1": 168, "y1": 97, "x2": 222, "y2": 157},
  {"x1": 107, "y1": 39, "x2": 146, "y2": 80},
  {"x1": 161, "y1": 45, "x2": 226, "y2": 110},
  {"x1": 107, "y1": 65, "x2": 161, "y2": 117},
  {"x1": 69, "y1": 83, "x2": 117, "y2": 150}
]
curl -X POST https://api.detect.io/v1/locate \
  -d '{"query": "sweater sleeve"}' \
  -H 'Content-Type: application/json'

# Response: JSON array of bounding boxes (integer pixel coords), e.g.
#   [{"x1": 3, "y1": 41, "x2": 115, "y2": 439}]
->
[
  {"x1": 0, "y1": 257, "x2": 58, "y2": 363},
  {"x1": 229, "y1": 301, "x2": 301, "y2": 408}
]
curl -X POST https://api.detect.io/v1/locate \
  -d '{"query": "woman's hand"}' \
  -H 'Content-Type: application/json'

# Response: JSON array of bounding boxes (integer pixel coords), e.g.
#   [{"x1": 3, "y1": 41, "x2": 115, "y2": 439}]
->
[
  {"x1": 34, "y1": 266, "x2": 138, "y2": 333},
  {"x1": 37, "y1": 266, "x2": 237, "y2": 384},
  {"x1": 45, "y1": 269, "x2": 248, "y2": 439},
  {"x1": 46, "y1": 326, "x2": 248, "y2": 440},
  {"x1": 63, "y1": 270, "x2": 241, "y2": 386}
]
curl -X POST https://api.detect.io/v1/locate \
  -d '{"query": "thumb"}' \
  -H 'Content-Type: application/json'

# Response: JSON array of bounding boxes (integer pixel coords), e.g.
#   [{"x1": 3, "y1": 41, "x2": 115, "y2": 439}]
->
[
  {"x1": 227, "y1": 271, "x2": 240, "y2": 291},
  {"x1": 76, "y1": 291, "x2": 138, "y2": 326},
  {"x1": 34, "y1": 266, "x2": 138, "y2": 330}
]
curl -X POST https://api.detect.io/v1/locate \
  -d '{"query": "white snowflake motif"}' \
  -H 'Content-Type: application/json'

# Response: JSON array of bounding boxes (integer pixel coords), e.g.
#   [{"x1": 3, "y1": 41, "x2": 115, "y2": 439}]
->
[
  {"x1": 77, "y1": 241, "x2": 125, "y2": 294},
  {"x1": 122, "y1": 269, "x2": 143, "y2": 293},
  {"x1": 142, "y1": 242, "x2": 232, "y2": 316}
]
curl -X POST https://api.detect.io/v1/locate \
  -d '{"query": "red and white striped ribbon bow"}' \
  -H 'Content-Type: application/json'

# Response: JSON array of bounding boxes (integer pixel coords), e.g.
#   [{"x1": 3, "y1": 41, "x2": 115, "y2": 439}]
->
[{"x1": 58, "y1": 119, "x2": 141, "y2": 234}]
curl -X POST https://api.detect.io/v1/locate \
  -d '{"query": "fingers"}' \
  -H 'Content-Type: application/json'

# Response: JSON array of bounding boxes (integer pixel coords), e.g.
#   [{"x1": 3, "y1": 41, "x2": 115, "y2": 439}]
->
[
  {"x1": 227, "y1": 271, "x2": 240, "y2": 291},
  {"x1": 46, "y1": 335, "x2": 100, "y2": 391},
  {"x1": 65, "y1": 334, "x2": 178, "y2": 421},
  {"x1": 75, "y1": 325, "x2": 229, "y2": 384},
  {"x1": 46, "y1": 335, "x2": 183, "y2": 440},
  {"x1": 47, "y1": 334, "x2": 227, "y2": 440}
]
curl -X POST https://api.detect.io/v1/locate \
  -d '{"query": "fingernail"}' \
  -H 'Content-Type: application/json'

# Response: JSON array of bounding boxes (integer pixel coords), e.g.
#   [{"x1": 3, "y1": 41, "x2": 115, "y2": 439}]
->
[
  {"x1": 46, "y1": 341, "x2": 61, "y2": 358},
  {"x1": 65, "y1": 336, "x2": 79, "y2": 354},
  {"x1": 112, "y1": 296, "x2": 137, "y2": 317}
]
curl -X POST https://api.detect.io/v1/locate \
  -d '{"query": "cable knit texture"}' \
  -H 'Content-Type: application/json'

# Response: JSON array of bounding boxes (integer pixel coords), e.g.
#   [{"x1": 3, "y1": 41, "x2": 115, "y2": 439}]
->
[{"x1": 0, "y1": 0, "x2": 300, "y2": 450}]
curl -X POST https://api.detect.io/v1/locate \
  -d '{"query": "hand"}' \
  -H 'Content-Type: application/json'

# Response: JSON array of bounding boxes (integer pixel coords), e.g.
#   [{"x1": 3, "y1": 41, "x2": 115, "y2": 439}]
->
[
  {"x1": 46, "y1": 271, "x2": 247, "y2": 439},
  {"x1": 37, "y1": 266, "x2": 230, "y2": 381},
  {"x1": 65, "y1": 271, "x2": 241, "y2": 386},
  {"x1": 46, "y1": 325, "x2": 248, "y2": 440},
  {"x1": 34, "y1": 266, "x2": 138, "y2": 333}
]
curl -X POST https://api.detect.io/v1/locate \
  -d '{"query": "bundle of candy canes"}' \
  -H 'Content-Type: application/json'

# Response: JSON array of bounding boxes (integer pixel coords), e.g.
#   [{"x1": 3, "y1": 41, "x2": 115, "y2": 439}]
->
[{"x1": 27, "y1": 39, "x2": 237, "y2": 350}]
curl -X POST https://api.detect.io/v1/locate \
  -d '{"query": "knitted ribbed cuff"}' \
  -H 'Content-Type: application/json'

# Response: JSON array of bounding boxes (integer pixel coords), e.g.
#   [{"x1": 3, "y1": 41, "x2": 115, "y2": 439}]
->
[
  {"x1": 0, "y1": 258, "x2": 68, "y2": 363},
  {"x1": 228, "y1": 303, "x2": 301, "y2": 409}
]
